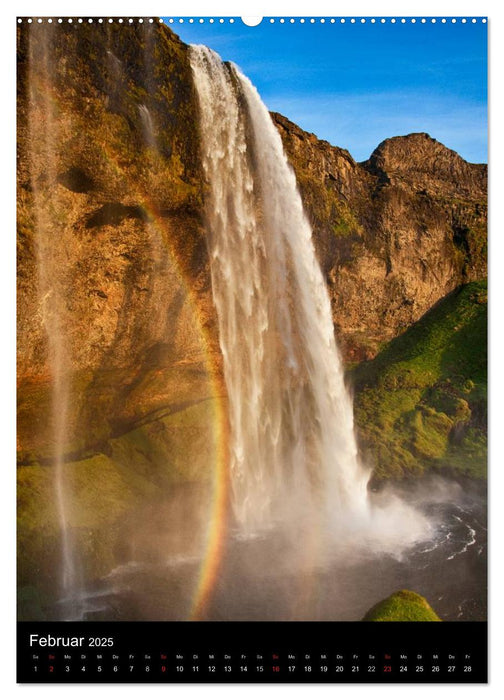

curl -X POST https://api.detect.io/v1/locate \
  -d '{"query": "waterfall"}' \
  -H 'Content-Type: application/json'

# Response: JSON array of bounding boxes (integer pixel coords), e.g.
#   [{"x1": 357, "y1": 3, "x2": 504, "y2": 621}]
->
[
  {"x1": 138, "y1": 104, "x2": 156, "y2": 149},
  {"x1": 27, "y1": 27, "x2": 84, "y2": 618},
  {"x1": 190, "y1": 46, "x2": 371, "y2": 535}
]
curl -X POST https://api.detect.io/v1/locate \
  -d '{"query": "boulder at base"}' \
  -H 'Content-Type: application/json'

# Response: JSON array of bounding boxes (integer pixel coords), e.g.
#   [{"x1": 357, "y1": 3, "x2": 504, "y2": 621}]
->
[{"x1": 362, "y1": 589, "x2": 441, "y2": 621}]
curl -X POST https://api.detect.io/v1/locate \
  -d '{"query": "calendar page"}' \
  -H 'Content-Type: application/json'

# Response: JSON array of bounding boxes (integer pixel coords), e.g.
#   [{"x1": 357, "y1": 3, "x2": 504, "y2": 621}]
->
[{"x1": 16, "y1": 14, "x2": 487, "y2": 683}]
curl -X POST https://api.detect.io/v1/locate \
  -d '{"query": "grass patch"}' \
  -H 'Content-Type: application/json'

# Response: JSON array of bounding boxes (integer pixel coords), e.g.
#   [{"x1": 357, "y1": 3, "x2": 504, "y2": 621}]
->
[{"x1": 352, "y1": 280, "x2": 487, "y2": 480}]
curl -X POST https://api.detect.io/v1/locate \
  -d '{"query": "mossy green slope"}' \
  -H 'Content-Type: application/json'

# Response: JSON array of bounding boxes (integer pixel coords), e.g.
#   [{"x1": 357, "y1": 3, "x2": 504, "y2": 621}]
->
[
  {"x1": 362, "y1": 590, "x2": 441, "y2": 621},
  {"x1": 17, "y1": 398, "x2": 220, "y2": 617},
  {"x1": 352, "y1": 280, "x2": 487, "y2": 480}
]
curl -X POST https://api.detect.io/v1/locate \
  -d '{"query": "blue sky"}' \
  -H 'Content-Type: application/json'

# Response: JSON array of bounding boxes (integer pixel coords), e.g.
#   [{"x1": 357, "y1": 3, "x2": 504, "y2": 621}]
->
[{"x1": 167, "y1": 17, "x2": 488, "y2": 164}]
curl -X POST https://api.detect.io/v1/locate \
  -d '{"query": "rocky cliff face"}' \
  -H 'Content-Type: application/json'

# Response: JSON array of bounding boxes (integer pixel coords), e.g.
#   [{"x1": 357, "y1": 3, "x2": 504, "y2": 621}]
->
[
  {"x1": 273, "y1": 114, "x2": 487, "y2": 361},
  {"x1": 17, "y1": 22, "x2": 223, "y2": 600},
  {"x1": 17, "y1": 22, "x2": 222, "y2": 465}
]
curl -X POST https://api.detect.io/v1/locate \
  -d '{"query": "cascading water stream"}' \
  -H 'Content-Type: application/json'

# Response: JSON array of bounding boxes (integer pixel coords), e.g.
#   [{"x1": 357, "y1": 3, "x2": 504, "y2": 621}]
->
[
  {"x1": 190, "y1": 46, "x2": 372, "y2": 537},
  {"x1": 27, "y1": 27, "x2": 84, "y2": 619}
]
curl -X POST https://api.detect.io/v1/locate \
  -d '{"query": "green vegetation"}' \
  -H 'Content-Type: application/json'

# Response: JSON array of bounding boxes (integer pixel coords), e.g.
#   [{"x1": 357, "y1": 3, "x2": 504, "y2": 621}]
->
[
  {"x1": 362, "y1": 590, "x2": 441, "y2": 621},
  {"x1": 17, "y1": 398, "x2": 220, "y2": 611},
  {"x1": 352, "y1": 280, "x2": 487, "y2": 480}
]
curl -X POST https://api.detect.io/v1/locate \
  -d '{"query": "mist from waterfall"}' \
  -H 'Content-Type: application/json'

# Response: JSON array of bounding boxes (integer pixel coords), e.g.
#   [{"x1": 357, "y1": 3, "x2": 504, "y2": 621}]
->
[{"x1": 189, "y1": 45, "x2": 430, "y2": 554}]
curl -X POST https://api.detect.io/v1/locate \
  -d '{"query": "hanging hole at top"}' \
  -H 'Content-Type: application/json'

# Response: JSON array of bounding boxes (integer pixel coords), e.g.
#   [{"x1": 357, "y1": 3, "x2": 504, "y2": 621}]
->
[{"x1": 242, "y1": 17, "x2": 263, "y2": 27}]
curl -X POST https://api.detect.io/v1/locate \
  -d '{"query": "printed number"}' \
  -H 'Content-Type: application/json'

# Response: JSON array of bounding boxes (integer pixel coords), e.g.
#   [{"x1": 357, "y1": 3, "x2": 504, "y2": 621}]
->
[
  {"x1": 240, "y1": 666, "x2": 248, "y2": 672},
  {"x1": 81, "y1": 666, "x2": 86, "y2": 672},
  {"x1": 464, "y1": 666, "x2": 472, "y2": 673},
  {"x1": 49, "y1": 666, "x2": 54, "y2": 673},
  {"x1": 113, "y1": 665, "x2": 118, "y2": 673},
  {"x1": 97, "y1": 665, "x2": 102, "y2": 673},
  {"x1": 88, "y1": 637, "x2": 113, "y2": 647},
  {"x1": 192, "y1": 666, "x2": 199, "y2": 672},
  {"x1": 352, "y1": 665, "x2": 360, "y2": 672},
  {"x1": 208, "y1": 665, "x2": 216, "y2": 672},
  {"x1": 224, "y1": 666, "x2": 232, "y2": 672},
  {"x1": 129, "y1": 665, "x2": 134, "y2": 672},
  {"x1": 432, "y1": 665, "x2": 440, "y2": 673},
  {"x1": 288, "y1": 666, "x2": 295, "y2": 672},
  {"x1": 400, "y1": 666, "x2": 408, "y2": 672},
  {"x1": 416, "y1": 666, "x2": 424, "y2": 673},
  {"x1": 368, "y1": 666, "x2": 376, "y2": 673},
  {"x1": 448, "y1": 665, "x2": 456, "y2": 672},
  {"x1": 335, "y1": 666, "x2": 344, "y2": 672},
  {"x1": 304, "y1": 665, "x2": 312, "y2": 672},
  {"x1": 320, "y1": 665, "x2": 328, "y2": 672},
  {"x1": 145, "y1": 665, "x2": 150, "y2": 672},
  {"x1": 256, "y1": 666, "x2": 264, "y2": 672},
  {"x1": 65, "y1": 665, "x2": 70, "y2": 672},
  {"x1": 383, "y1": 665, "x2": 392, "y2": 673}
]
